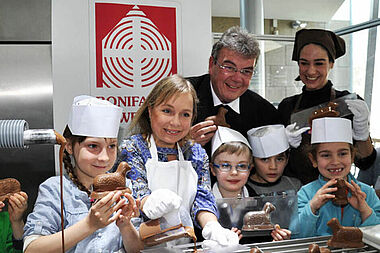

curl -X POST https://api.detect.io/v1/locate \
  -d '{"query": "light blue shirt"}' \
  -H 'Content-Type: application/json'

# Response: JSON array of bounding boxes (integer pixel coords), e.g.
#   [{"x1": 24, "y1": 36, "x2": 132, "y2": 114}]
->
[
  {"x1": 291, "y1": 173, "x2": 380, "y2": 238},
  {"x1": 24, "y1": 175, "x2": 134, "y2": 253}
]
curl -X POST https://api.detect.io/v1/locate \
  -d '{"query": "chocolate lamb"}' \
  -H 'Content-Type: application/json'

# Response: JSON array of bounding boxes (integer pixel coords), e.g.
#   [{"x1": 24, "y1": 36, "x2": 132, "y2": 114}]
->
[
  {"x1": 332, "y1": 178, "x2": 348, "y2": 206},
  {"x1": 242, "y1": 202, "x2": 276, "y2": 231},
  {"x1": 309, "y1": 243, "x2": 331, "y2": 253},
  {"x1": 0, "y1": 178, "x2": 21, "y2": 202},
  {"x1": 327, "y1": 218, "x2": 364, "y2": 248},
  {"x1": 90, "y1": 162, "x2": 132, "y2": 199},
  {"x1": 205, "y1": 107, "x2": 231, "y2": 128},
  {"x1": 308, "y1": 102, "x2": 340, "y2": 126}
]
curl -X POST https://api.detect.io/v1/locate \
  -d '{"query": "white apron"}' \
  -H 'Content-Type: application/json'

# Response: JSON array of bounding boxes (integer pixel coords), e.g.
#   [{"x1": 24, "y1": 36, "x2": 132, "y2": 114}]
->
[{"x1": 146, "y1": 135, "x2": 198, "y2": 214}]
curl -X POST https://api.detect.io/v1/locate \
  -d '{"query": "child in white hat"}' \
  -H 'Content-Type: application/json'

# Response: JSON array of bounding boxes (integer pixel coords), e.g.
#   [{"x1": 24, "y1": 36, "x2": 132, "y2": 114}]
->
[
  {"x1": 211, "y1": 126, "x2": 291, "y2": 241},
  {"x1": 23, "y1": 95, "x2": 143, "y2": 252},
  {"x1": 246, "y1": 125, "x2": 302, "y2": 196},
  {"x1": 210, "y1": 126, "x2": 252, "y2": 199},
  {"x1": 292, "y1": 117, "x2": 380, "y2": 238}
]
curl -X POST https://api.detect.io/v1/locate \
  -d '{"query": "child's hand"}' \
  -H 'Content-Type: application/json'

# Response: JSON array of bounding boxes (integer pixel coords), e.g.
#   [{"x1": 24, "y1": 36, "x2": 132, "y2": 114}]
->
[
  {"x1": 0, "y1": 201, "x2": 5, "y2": 212},
  {"x1": 310, "y1": 179, "x2": 337, "y2": 214},
  {"x1": 116, "y1": 193, "x2": 140, "y2": 228},
  {"x1": 87, "y1": 191, "x2": 126, "y2": 230},
  {"x1": 8, "y1": 191, "x2": 28, "y2": 223},
  {"x1": 271, "y1": 224, "x2": 291, "y2": 241},
  {"x1": 231, "y1": 227, "x2": 242, "y2": 240},
  {"x1": 346, "y1": 180, "x2": 372, "y2": 221}
]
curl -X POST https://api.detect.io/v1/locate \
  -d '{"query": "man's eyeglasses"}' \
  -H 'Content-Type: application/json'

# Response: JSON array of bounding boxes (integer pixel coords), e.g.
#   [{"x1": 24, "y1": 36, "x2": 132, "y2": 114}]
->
[
  {"x1": 213, "y1": 163, "x2": 250, "y2": 172},
  {"x1": 215, "y1": 61, "x2": 255, "y2": 77}
]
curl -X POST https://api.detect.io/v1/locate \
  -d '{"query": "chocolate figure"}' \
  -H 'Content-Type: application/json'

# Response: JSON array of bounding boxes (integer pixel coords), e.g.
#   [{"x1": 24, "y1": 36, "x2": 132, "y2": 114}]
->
[{"x1": 327, "y1": 218, "x2": 364, "y2": 248}]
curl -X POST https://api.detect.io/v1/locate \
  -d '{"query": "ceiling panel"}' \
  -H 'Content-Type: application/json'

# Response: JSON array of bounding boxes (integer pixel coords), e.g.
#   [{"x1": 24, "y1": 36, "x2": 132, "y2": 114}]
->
[{"x1": 212, "y1": 0, "x2": 345, "y2": 22}]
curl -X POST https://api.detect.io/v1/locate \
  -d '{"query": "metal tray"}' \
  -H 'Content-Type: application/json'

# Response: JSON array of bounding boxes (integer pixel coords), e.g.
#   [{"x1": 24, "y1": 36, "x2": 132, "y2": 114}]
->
[{"x1": 146, "y1": 235, "x2": 380, "y2": 253}]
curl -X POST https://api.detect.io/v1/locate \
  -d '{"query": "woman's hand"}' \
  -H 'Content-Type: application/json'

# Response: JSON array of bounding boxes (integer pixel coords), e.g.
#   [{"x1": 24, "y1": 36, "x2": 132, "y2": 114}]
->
[
  {"x1": 346, "y1": 180, "x2": 372, "y2": 221},
  {"x1": 271, "y1": 224, "x2": 291, "y2": 241},
  {"x1": 8, "y1": 191, "x2": 28, "y2": 223},
  {"x1": 309, "y1": 179, "x2": 337, "y2": 214},
  {"x1": 231, "y1": 227, "x2": 242, "y2": 240},
  {"x1": 116, "y1": 193, "x2": 140, "y2": 228},
  {"x1": 86, "y1": 191, "x2": 125, "y2": 230}
]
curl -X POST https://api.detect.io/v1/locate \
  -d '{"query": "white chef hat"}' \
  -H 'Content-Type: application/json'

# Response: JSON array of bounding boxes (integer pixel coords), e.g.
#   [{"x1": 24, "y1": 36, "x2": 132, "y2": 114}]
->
[
  {"x1": 211, "y1": 126, "x2": 251, "y2": 156},
  {"x1": 247, "y1": 124, "x2": 289, "y2": 158},
  {"x1": 311, "y1": 117, "x2": 352, "y2": 144},
  {"x1": 68, "y1": 95, "x2": 123, "y2": 138}
]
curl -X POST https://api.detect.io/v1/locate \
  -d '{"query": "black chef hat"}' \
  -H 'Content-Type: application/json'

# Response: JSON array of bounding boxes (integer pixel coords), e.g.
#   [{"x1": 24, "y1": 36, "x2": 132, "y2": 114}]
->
[
  {"x1": 292, "y1": 29, "x2": 346, "y2": 81},
  {"x1": 292, "y1": 29, "x2": 346, "y2": 62}
]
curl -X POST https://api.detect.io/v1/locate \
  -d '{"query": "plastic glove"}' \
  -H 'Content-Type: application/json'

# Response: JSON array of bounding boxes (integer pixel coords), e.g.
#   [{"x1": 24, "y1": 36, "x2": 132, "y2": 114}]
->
[
  {"x1": 346, "y1": 99, "x2": 370, "y2": 141},
  {"x1": 285, "y1": 123, "x2": 310, "y2": 148},
  {"x1": 202, "y1": 221, "x2": 239, "y2": 247},
  {"x1": 143, "y1": 189, "x2": 182, "y2": 219}
]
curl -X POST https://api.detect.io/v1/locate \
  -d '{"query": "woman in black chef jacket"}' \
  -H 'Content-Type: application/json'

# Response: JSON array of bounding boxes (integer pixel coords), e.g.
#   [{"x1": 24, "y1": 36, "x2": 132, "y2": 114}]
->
[{"x1": 278, "y1": 28, "x2": 376, "y2": 185}]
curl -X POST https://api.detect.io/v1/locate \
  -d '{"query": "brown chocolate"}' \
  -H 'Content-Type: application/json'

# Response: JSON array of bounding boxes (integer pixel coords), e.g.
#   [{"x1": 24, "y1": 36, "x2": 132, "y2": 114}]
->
[
  {"x1": 242, "y1": 202, "x2": 276, "y2": 231},
  {"x1": 332, "y1": 178, "x2": 348, "y2": 206},
  {"x1": 90, "y1": 162, "x2": 132, "y2": 199},
  {"x1": 308, "y1": 102, "x2": 340, "y2": 127},
  {"x1": 327, "y1": 218, "x2": 364, "y2": 248},
  {"x1": 55, "y1": 130, "x2": 67, "y2": 253},
  {"x1": 250, "y1": 248, "x2": 262, "y2": 253},
  {"x1": 309, "y1": 243, "x2": 331, "y2": 253},
  {"x1": 0, "y1": 178, "x2": 21, "y2": 202},
  {"x1": 205, "y1": 107, "x2": 231, "y2": 128},
  {"x1": 139, "y1": 219, "x2": 196, "y2": 247}
]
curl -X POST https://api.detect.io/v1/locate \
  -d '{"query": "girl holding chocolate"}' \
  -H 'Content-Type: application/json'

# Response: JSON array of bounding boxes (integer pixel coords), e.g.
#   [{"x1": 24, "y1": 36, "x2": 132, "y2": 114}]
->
[
  {"x1": 117, "y1": 74, "x2": 240, "y2": 248},
  {"x1": 292, "y1": 117, "x2": 380, "y2": 238},
  {"x1": 23, "y1": 96, "x2": 143, "y2": 253}
]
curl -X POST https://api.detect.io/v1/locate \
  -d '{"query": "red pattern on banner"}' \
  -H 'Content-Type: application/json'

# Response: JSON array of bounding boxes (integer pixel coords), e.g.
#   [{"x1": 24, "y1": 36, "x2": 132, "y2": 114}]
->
[{"x1": 95, "y1": 3, "x2": 177, "y2": 88}]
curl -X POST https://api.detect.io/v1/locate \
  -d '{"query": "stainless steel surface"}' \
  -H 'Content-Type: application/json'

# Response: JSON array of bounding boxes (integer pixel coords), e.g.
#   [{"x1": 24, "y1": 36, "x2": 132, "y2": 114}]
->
[
  {"x1": 153, "y1": 236, "x2": 380, "y2": 252},
  {"x1": 0, "y1": 0, "x2": 51, "y2": 41},
  {"x1": 0, "y1": 44, "x2": 55, "y2": 215},
  {"x1": 242, "y1": 236, "x2": 379, "y2": 252},
  {"x1": 24, "y1": 129, "x2": 57, "y2": 145}
]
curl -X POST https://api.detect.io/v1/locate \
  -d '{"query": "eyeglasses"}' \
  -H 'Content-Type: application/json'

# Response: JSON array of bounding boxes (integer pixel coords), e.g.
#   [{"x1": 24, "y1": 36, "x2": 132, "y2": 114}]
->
[
  {"x1": 215, "y1": 61, "x2": 255, "y2": 77},
  {"x1": 213, "y1": 163, "x2": 250, "y2": 172}
]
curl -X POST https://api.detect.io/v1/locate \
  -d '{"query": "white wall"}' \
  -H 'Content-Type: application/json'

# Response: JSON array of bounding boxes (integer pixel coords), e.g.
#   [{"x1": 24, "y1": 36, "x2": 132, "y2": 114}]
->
[{"x1": 52, "y1": 0, "x2": 212, "y2": 173}]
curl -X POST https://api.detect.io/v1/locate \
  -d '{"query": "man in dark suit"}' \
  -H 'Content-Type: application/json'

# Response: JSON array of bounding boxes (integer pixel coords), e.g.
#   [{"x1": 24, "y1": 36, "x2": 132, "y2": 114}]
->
[{"x1": 188, "y1": 26, "x2": 280, "y2": 156}]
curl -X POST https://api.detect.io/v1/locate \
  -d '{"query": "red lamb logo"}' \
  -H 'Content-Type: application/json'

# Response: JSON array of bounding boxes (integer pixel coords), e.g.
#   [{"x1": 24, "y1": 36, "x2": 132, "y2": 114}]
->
[{"x1": 96, "y1": 5, "x2": 176, "y2": 88}]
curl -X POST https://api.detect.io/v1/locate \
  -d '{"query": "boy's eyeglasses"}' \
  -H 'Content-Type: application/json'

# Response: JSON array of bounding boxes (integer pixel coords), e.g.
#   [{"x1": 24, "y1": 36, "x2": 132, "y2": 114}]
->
[
  {"x1": 213, "y1": 163, "x2": 250, "y2": 172},
  {"x1": 215, "y1": 61, "x2": 255, "y2": 77}
]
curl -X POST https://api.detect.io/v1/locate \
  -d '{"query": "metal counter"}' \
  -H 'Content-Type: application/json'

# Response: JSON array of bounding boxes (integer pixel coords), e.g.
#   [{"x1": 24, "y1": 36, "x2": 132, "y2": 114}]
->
[{"x1": 142, "y1": 235, "x2": 379, "y2": 253}]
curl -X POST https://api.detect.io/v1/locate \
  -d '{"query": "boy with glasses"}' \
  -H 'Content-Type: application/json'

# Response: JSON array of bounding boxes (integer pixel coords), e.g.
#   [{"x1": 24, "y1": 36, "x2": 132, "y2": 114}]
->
[
  {"x1": 210, "y1": 126, "x2": 252, "y2": 199},
  {"x1": 210, "y1": 126, "x2": 291, "y2": 241}
]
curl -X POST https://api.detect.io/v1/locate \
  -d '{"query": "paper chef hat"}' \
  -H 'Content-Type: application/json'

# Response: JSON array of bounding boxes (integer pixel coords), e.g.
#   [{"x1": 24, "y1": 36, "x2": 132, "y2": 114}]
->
[
  {"x1": 247, "y1": 124, "x2": 289, "y2": 158},
  {"x1": 311, "y1": 117, "x2": 352, "y2": 144},
  {"x1": 68, "y1": 95, "x2": 123, "y2": 138},
  {"x1": 211, "y1": 126, "x2": 251, "y2": 156}
]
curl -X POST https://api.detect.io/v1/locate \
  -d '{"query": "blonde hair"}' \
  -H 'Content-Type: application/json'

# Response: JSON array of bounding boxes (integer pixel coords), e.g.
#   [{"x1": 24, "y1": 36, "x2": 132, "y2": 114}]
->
[
  {"x1": 211, "y1": 141, "x2": 253, "y2": 163},
  {"x1": 129, "y1": 74, "x2": 198, "y2": 142}
]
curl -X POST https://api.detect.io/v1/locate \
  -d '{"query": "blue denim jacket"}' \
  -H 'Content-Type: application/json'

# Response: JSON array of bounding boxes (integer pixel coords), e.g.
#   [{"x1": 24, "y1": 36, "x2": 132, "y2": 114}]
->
[{"x1": 24, "y1": 175, "x2": 136, "y2": 253}]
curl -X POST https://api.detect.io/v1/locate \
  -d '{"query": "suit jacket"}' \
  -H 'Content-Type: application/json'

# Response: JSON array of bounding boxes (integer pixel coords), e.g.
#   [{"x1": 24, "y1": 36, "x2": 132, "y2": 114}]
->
[{"x1": 187, "y1": 74, "x2": 280, "y2": 156}]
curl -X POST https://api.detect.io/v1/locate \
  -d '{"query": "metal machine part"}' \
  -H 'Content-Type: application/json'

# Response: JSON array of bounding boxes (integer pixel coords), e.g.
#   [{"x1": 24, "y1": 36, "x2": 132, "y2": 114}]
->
[
  {"x1": 0, "y1": 120, "x2": 58, "y2": 148},
  {"x1": 146, "y1": 235, "x2": 380, "y2": 252}
]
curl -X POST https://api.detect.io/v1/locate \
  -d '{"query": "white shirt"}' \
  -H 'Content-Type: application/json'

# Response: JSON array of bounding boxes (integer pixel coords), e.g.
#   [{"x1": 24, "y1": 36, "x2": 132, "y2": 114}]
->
[
  {"x1": 212, "y1": 182, "x2": 249, "y2": 199},
  {"x1": 210, "y1": 82, "x2": 240, "y2": 114}
]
